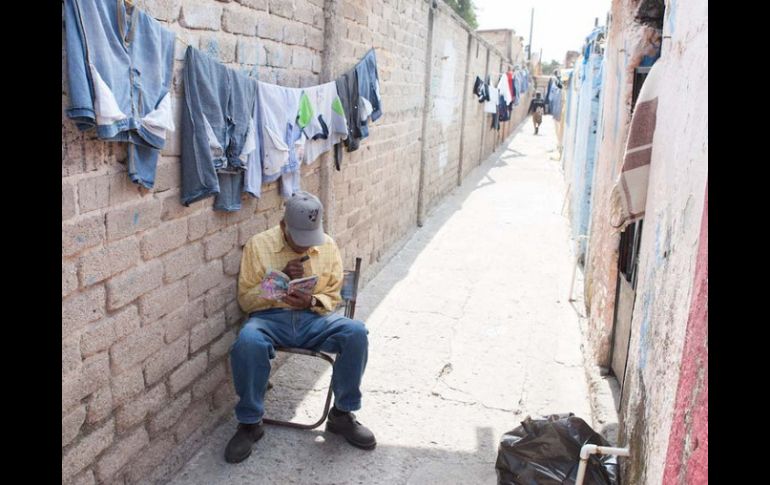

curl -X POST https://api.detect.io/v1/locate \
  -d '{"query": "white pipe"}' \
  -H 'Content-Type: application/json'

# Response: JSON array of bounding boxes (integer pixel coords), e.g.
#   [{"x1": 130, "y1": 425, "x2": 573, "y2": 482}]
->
[
  {"x1": 561, "y1": 183, "x2": 571, "y2": 216},
  {"x1": 574, "y1": 444, "x2": 630, "y2": 485},
  {"x1": 567, "y1": 235, "x2": 588, "y2": 302}
]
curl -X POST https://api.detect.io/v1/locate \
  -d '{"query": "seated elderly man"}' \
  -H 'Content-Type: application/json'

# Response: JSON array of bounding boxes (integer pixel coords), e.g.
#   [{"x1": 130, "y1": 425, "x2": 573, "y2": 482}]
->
[{"x1": 225, "y1": 191, "x2": 375, "y2": 464}]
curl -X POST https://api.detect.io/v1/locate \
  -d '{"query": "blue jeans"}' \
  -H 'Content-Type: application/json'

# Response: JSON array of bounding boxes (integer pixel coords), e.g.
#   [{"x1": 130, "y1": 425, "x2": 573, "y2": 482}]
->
[
  {"x1": 230, "y1": 308, "x2": 369, "y2": 424},
  {"x1": 355, "y1": 48, "x2": 382, "y2": 139},
  {"x1": 180, "y1": 46, "x2": 258, "y2": 211}
]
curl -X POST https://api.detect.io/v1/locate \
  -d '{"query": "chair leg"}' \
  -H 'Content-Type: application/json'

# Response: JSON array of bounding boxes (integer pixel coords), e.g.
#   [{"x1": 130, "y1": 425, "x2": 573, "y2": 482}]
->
[{"x1": 262, "y1": 349, "x2": 336, "y2": 430}]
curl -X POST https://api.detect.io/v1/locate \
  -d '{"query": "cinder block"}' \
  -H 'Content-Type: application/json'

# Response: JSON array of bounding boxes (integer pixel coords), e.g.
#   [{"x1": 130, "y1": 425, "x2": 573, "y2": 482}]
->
[
  {"x1": 63, "y1": 214, "x2": 106, "y2": 257},
  {"x1": 106, "y1": 199, "x2": 162, "y2": 241},
  {"x1": 180, "y1": 0, "x2": 223, "y2": 30},
  {"x1": 79, "y1": 237, "x2": 140, "y2": 287},
  {"x1": 61, "y1": 419, "x2": 115, "y2": 482},
  {"x1": 106, "y1": 260, "x2": 163, "y2": 310}
]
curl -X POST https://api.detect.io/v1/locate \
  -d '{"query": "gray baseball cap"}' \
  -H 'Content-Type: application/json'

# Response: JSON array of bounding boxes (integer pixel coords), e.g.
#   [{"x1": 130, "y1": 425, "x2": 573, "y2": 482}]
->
[{"x1": 283, "y1": 191, "x2": 326, "y2": 247}]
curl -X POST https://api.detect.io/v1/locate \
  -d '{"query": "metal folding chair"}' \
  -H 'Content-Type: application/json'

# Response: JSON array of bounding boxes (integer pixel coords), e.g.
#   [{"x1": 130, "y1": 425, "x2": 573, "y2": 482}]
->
[{"x1": 263, "y1": 257, "x2": 362, "y2": 430}]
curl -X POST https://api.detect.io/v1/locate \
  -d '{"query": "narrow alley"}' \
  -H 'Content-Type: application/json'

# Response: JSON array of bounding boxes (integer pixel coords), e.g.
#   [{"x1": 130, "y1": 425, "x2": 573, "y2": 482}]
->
[
  {"x1": 167, "y1": 117, "x2": 594, "y2": 485},
  {"x1": 61, "y1": 1, "x2": 709, "y2": 483}
]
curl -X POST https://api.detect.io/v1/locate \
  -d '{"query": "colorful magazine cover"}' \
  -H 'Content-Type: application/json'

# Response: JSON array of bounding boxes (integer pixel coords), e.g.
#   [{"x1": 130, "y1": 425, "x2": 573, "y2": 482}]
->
[{"x1": 260, "y1": 269, "x2": 318, "y2": 301}]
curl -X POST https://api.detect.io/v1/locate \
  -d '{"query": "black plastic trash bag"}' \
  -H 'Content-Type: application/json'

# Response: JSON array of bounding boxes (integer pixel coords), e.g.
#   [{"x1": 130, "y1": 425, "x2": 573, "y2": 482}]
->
[{"x1": 496, "y1": 413, "x2": 618, "y2": 485}]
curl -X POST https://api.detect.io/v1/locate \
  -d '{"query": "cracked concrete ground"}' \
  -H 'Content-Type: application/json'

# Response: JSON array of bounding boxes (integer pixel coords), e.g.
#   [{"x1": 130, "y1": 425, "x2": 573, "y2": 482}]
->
[{"x1": 168, "y1": 117, "x2": 594, "y2": 484}]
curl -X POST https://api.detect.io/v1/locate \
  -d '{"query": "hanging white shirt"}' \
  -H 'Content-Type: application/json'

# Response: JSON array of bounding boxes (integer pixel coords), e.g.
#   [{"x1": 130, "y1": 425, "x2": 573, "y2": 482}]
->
[
  {"x1": 484, "y1": 86, "x2": 499, "y2": 113},
  {"x1": 497, "y1": 74, "x2": 513, "y2": 104}
]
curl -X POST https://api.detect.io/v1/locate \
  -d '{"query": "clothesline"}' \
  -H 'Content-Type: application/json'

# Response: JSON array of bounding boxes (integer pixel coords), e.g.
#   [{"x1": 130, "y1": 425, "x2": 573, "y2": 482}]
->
[
  {"x1": 136, "y1": 0, "x2": 382, "y2": 110},
  {"x1": 174, "y1": 34, "x2": 191, "y2": 48},
  {"x1": 78, "y1": 1, "x2": 525, "y2": 77},
  {"x1": 148, "y1": 5, "x2": 518, "y2": 85},
  {"x1": 65, "y1": 0, "x2": 383, "y2": 213}
]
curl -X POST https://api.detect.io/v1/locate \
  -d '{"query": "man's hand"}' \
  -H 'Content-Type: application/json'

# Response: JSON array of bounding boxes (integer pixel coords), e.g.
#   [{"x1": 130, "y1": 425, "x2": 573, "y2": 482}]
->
[
  {"x1": 282, "y1": 288, "x2": 312, "y2": 309},
  {"x1": 282, "y1": 258, "x2": 305, "y2": 280}
]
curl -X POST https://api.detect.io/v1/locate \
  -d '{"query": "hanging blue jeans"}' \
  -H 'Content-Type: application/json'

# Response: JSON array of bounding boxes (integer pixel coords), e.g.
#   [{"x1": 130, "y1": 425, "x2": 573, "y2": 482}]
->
[
  {"x1": 180, "y1": 46, "x2": 258, "y2": 211},
  {"x1": 355, "y1": 48, "x2": 382, "y2": 139}
]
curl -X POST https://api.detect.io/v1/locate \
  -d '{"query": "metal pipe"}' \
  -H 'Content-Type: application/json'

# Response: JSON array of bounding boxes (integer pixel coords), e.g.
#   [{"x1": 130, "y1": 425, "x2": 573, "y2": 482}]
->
[
  {"x1": 416, "y1": 3, "x2": 436, "y2": 227},
  {"x1": 319, "y1": 0, "x2": 342, "y2": 235},
  {"x1": 560, "y1": 183, "x2": 571, "y2": 216},
  {"x1": 477, "y1": 48, "x2": 491, "y2": 170},
  {"x1": 575, "y1": 444, "x2": 630, "y2": 485},
  {"x1": 457, "y1": 33, "x2": 473, "y2": 187},
  {"x1": 527, "y1": 8, "x2": 534, "y2": 61}
]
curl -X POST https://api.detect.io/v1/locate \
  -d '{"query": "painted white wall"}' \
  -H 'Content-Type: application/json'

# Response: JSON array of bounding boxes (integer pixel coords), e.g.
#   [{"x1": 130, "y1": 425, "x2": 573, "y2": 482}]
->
[{"x1": 621, "y1": 0, "x2": 708, "y2": 483}]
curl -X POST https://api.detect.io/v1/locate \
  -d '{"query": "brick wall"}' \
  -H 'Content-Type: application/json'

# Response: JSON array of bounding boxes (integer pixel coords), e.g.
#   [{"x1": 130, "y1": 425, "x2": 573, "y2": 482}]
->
[
  {"x1": 461, "y1": 36, "x2": 489, "y2": 180},
  {"x1": 61, "y1": 1, "x2": 531, "y2": 483},
  {"x1": 329, "y1": 0, "x2": 430, "y2": 268},
  {"x1": 421, "y1": 8, "x2": 468, "y2": 215}
]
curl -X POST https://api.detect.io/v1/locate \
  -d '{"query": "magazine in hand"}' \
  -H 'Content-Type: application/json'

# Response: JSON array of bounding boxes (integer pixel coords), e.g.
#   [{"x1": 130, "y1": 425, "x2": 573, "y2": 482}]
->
[{"x1": 260, "y1": 269, "x2": 318, "y2": 301}]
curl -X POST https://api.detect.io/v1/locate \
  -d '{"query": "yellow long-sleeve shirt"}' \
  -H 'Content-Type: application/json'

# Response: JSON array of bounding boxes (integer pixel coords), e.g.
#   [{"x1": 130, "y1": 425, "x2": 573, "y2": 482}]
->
[{"x1": 237, "y1": 225, "x2": 343, "y2": 315}]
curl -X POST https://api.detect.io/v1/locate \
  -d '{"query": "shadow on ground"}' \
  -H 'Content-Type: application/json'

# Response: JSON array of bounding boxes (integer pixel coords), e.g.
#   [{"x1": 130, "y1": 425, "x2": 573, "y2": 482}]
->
[
  {"x1": 259, "y1": 124, "x2": 530, "y2": 430},
  {"x1": 169, "y1": 418, "x2": 501, "y2": 485}
]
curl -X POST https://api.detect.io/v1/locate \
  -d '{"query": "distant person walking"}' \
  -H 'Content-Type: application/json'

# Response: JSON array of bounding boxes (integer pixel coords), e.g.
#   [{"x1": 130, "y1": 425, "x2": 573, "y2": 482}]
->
[{"x1": 529, "y1": 92, "x2": 546, "y2": 134}]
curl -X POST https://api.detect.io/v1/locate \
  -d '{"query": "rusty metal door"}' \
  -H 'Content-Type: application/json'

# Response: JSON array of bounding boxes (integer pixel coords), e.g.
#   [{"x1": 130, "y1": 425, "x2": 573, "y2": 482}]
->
[{"x1": 610, "y1": 219, "x2": 643, "y2": 408}]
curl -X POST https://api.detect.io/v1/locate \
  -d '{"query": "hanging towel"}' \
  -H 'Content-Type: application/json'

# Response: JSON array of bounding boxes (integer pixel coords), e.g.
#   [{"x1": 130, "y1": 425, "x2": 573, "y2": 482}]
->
[
  {"x1": 484, "y1": 86, "x2": 499, "y2": 113},
  {"x1": 611, "y1": 61, "x2": 662, "y2": 230},
  {"x1": 301, "y1": 81, "x2": 349, "y2": 165},
  {"x1": 498, "y1": 74, "x2": 513, "y2": 105}
]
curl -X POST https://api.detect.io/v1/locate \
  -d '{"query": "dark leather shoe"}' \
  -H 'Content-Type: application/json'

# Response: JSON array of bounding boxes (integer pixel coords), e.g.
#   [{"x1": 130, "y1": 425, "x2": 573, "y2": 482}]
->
[
  {"x1": 325, "y1": 411, "x2": 376, "y2": 450},
  {"x1": 225, "y1": 422, "x2": 265, "y2": 463}
]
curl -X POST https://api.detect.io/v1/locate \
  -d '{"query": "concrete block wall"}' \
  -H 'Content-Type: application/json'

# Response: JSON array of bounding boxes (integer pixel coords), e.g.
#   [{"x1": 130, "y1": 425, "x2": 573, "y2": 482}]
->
[
  {"x1": 476, "y1": 29, "x2": 526, "y2": 67},
  {"x1": 461, "y1": 37, "x2": 491, "y2": 181},
  {"x1": 61, "y1": 1, "x2": 531, "y2": 483},
  {"x1": 421, "y1": 7, "x2": 469, "y2": 216},
  {"x1": 477, "y1": 29, "x2": 510, "y2": 59},
  {"x1": 511, "y1": 35, "x2": 526, "y2": 66},
  {"x1": 329, "y1": 0, "x2": 430, "y2": 270}
]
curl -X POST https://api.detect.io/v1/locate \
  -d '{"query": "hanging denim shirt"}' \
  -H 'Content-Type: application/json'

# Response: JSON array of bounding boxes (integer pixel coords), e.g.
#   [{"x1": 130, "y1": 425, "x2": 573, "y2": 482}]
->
[
  {"x1": 473, "y1": 76, "x2": 488, "y2": 103},
  {"x1": 513, "y1": 72, "x2": 522, "y2": 106},
  {"x1": 355, "y1": 48, "x2": 382, "y2": 139},
  {"x1": 244, "y1": 81, "x2": 265, "y2": 199},
  {"x1": 549, "y1": 84, "x2": 563, "y2": 121},
  {"x1": 180, "y1": 46, "x2": 258, "y2": 211},
  {"x1": 335, "y1": 65, "x2": 362, "y2": 171},
  {"x1": 216, "y1": 67, "x2": 258, "y2": 211},
  {"x1": 64, "y1": 0, "x2": 176, "y2": 189},
  {"x1": 497, "y1": 94, "x2": 510, "y2": 123},
  {"x1": 521, "y1": 69, "x2": 529, "y2": 94}
]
